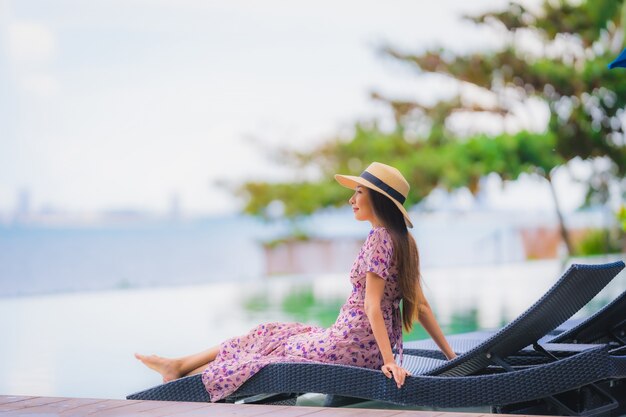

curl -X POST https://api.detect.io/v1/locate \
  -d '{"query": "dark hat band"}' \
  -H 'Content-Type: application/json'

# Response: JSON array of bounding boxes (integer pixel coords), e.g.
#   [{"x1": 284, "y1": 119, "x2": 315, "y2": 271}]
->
[{"x1": 360, "y1": 171, "x2": 406, "y2": 205}]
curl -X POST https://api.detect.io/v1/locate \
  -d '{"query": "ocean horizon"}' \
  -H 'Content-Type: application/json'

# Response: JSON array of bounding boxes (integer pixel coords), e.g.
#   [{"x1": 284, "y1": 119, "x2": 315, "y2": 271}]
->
[{"x1": 0, "y1": 208, "x2": 573, "y2": 298}]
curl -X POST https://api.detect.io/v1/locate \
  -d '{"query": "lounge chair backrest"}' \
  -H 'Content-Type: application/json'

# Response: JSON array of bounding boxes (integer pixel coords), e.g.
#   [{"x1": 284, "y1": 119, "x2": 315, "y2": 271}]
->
[
  {"x1": 550, "y1": 285, "x2": 626, "y2": 344},
  {"x1": 427, "y1": 261, "x2": 625, "y2": 377}
]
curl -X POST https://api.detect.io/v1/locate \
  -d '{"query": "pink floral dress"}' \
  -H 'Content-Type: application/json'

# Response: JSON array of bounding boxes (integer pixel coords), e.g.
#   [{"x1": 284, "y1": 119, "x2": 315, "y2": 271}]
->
[{"x1": 202, "y1": 227, "x2": 402, "y2": 402}]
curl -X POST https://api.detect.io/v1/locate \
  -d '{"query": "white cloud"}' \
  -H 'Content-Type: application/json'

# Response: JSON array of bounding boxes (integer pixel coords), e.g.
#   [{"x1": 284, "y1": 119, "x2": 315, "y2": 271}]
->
[
  {"x1": 20, "y1": 72, "x2": 60, "y2": 97},
  {"x1": 5, "y1": 20, "x2": 60, "y2": 98},
  {"x1": 7, "y1": 21, "x2": 57, "y2": 63},
  {"x1": 1, "y1": 0, "x2": 586, "y2": 215}
]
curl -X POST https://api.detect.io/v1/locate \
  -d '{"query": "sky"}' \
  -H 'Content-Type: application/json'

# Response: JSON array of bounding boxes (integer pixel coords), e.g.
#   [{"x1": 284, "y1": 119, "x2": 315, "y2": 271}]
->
[{"x1": 2, "y1": 0, "x2": 587, "y2": 217}]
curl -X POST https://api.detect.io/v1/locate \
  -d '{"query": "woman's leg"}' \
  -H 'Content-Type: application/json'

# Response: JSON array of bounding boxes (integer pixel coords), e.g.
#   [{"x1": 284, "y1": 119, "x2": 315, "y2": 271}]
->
[{"x1": 135, "y1": 345, "x2": 220, "y2": 382}]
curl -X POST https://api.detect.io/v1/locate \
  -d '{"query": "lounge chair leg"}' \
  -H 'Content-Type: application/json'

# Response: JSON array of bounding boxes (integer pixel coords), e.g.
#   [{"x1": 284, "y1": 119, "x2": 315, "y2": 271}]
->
[
  {"x1": 236, "y1": 393, "x2": 299, "y2": 405},
  {"x1": 610, "y1": 322, "x2": 626, "y2": 345},
  {"x1": 494, "y1": 383, "x2": 619, "y2": 416},
  {"x1": 323, "y1": 395, "x2": 367, "y2": 407},
  {"x1": 532, "y1": 342, "x2": 559, "y2": 361}
]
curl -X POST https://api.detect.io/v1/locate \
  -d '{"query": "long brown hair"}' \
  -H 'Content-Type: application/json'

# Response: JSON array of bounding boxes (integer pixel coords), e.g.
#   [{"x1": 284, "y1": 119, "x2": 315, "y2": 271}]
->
[{"x1": 369, "y1": 188, "x2": 423, "y2": 332}]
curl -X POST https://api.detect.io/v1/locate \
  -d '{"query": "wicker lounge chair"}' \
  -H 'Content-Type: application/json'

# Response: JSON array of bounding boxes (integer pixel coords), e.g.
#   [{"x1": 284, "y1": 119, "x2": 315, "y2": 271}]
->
[
  {"x1": 127, "y1": 262, "x2": 626, "y2": 415},
  {"x1": 404, "y1": 260, "x2": 626, "y2": 360},
  {"x1": 550, "y1": 282, "x2": 626, "y2": 345}
]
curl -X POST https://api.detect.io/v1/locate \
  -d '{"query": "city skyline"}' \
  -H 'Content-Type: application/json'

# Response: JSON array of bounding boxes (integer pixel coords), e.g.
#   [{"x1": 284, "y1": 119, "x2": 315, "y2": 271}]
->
[{"x1": 0, "y1": 166, "x2": 592, "y2": 224}]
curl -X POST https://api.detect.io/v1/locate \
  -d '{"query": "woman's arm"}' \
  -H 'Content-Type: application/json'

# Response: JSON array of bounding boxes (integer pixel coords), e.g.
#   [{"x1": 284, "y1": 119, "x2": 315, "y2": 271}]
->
[
  {"x1": 364, "y1": 272, "x2": 408, "y2": 388},
  {"x1": 417, "y1": 299, "x2": 457, "y2": 360}
]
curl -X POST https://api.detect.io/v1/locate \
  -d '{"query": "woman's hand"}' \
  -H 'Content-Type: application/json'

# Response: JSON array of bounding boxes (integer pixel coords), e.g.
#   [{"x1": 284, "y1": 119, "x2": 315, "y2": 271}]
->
[{"x1": 381, "y1": 361, "x2": 411, "y2": 388}]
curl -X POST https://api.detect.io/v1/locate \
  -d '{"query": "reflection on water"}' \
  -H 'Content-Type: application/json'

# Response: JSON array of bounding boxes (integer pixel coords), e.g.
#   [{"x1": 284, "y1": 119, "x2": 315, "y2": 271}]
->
[
  {"x1": 245, "y1": 284, "x2": 344, "y2": 328},
  {"x1": 0, "y1": 256, "x2": 624, "y2": 401},
  {"x1": 243, "y1": 283, "x2": 481, "y2": 340}
]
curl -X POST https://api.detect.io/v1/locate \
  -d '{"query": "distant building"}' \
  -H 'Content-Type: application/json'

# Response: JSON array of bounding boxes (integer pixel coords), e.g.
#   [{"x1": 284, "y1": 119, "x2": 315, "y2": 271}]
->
[
  {"x1": 169, "y1": 192, "x2": 181, "y2": 222},
  {"x1": 13, "y1": 188, "x2": 31, "y2": 223},
  {"x1": 261, "y1": 209, "x2": 618, "y2": 274},
  {"x1": 263, "y1": 237, "x2": 362, "y2": 276}
]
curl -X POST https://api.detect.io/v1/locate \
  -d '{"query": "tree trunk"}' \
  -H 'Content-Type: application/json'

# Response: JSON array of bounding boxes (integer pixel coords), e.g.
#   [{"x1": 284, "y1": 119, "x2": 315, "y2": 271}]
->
[{"x1": 546, "y1": 172, "x2": 575, "y2": 256}]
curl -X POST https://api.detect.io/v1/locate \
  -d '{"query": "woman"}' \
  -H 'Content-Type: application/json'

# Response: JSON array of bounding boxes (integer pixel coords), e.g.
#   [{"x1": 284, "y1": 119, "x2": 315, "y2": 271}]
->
[{"x1": 135, "y1": 161, "x2": 456, "y2": 402}]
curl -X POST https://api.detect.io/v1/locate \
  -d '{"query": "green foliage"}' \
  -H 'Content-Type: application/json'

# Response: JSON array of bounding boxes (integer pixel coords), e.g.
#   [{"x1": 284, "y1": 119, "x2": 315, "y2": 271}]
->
[
  {"x1": 239, "y1": 123, "x2": 444, "y2": 219},
  {"x1": 387, "y1": 5, "x2": 626, "y2": 175},
  {"x1": 281, "y1": 286, "x2": 344, "y2": 327},
  {"x1": 239, "y1": 180, "x2": 348, "y2": 220},
  {"x1": 403, "y1": 307, "x2": 480, "y2": 341},
  {"x1": 403, "y1": 324, "x2": 429, "y2": 342},
  {"x1": 238, "y1": 0, "x2": 626, "y2": 237},
  {"x1": 446, "y1": 309, "x2": 480, "y2": 335},
  {"x1": 243, "y1": 285, "x2": 344, "y2": 327},
  {"x1": 263, "y1": 229, "x2": 310, "y2": 249},
  {"x1": 243, "y1": 292, "x2": 271, "y2": 312},
  {"x1": 576, "y1": 229, "x2": 623, "y2": 256},
  {"x1": 619, "y1": 206, "x2": 626, "y2": 232}
]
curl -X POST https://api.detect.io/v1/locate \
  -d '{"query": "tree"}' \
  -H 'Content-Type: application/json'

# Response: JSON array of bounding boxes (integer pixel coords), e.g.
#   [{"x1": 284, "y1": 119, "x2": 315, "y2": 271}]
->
[
  {"x1": 238, "y1": 0, "x2": 626, "y2": 256},
  {"x1": 377, "y1": 0, "x2": 626, "y2": 254},
  {"x1": 238, "y1": 123, "x2": 443, "y2": 220}
]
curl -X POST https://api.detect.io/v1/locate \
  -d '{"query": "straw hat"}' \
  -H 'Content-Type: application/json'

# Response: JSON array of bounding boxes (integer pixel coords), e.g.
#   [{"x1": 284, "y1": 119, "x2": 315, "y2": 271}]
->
[{"x1": 335, "y1": 162, "x2": 413, "y2": 228}]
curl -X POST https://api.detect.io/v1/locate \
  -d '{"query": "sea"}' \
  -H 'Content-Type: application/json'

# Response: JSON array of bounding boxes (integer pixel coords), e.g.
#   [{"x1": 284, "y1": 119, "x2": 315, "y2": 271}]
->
[{"x1": 0, "y1": 210, "x2": 624, "y2": 401}]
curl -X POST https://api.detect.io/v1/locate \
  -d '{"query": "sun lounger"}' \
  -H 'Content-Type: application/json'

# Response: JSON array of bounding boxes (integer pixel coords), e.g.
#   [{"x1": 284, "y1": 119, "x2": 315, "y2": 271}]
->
[
  {"x1": 550, "y1": 282, "x2": 626, "y2": 345},
  {"x1": 404, "y1": 261, "x2": 626, "y2": 360},
  {"x1": 127, "y1": 261, "x2": 626, "y2": 415}
]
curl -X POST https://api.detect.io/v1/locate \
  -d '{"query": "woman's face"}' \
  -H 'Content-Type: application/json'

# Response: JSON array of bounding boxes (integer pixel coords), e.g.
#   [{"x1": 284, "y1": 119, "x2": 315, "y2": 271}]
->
[{"x1": 349, "y1": 185, "x2": 380, "y2": 226}]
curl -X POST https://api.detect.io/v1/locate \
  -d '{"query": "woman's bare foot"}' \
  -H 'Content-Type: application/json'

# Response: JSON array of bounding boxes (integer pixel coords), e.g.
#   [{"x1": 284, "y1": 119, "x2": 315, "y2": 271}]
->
[{"x1": 134, "y1": 353, "x2": 183, "y2": 382}]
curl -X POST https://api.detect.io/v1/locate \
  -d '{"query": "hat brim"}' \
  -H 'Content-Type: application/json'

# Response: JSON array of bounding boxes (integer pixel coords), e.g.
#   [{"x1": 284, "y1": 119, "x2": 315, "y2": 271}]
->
[{"x1": 335, "y1": 174, "x2": 414, "y2": 228}]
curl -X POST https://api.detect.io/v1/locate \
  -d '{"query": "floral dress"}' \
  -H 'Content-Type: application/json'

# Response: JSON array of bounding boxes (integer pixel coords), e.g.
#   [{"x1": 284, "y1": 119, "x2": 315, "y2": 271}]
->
[{"x1": 202, "y1": 227, "x2": 402, "y2": 402}]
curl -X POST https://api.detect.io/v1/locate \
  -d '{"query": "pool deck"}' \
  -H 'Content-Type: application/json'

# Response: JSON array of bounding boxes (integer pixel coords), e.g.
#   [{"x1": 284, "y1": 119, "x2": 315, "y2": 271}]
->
[{"x1": 0, "y1": 395, "x2": 547, "y2": 417}]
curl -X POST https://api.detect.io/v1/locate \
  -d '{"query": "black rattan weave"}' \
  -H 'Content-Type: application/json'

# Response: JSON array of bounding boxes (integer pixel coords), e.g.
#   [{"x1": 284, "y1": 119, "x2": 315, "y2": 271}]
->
[
  {"x1": 550, "y1": 279, "x2": 626, "y2": 344},
  {"x1": 404, "y1": 261, "x2": 626, "y2": 360},
  {"x1": 127, "y1": 374, "x2": 211, "y2": 402},
  {"x1": 127, "y1": 261, "x2": 626, "y2": 408},
  {"x1": 128, "y1": 346, "x2": 626, "y2": 407},
  {"x1": 425, "y1": 262, "x2": 624, "y2": 376}
]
